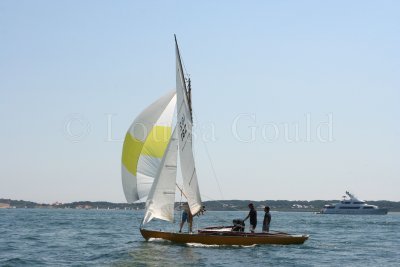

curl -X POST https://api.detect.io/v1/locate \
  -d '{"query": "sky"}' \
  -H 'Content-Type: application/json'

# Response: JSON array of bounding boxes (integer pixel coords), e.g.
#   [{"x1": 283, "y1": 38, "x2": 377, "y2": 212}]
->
[{"x1": 1, "y1": 1, "x2": 399, "y2": 203}]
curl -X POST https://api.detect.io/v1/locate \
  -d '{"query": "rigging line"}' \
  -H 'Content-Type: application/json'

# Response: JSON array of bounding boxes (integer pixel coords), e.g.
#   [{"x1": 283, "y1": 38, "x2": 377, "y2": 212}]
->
[
  {"x1": 179, "y1": 46, "x2": 190, "y2": 78},
  {"x1": 176, "y1": 36, "x2": 223, "y2": 200},
  {"x1": 174, "y1": 34, "x2": 189, "y2": 82},
  {"x1": 202, "y1": 134, "x2": 225, "y2": 200},
  {"x1": 175, "y1": 183, "x2": 188, "y2": 200},
  {"x1": 189, "y1": 96, "x2": 225, "y2": 200}
]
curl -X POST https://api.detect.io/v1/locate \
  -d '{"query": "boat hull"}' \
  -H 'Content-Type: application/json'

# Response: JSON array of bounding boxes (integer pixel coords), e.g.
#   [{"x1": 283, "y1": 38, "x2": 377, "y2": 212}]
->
[
  {"x1": 320, "y1": 208, "x2": 388, "y2": 215},
  {"x1": 140, "y1": 228, "x2": 308, "y2": 245}
]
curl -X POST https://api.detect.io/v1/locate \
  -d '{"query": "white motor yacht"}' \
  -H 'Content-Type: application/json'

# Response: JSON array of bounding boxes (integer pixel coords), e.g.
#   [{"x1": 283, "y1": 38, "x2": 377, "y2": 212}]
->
[{"x1": 320, "y1": 191, "x2": 388, "y2": 215}]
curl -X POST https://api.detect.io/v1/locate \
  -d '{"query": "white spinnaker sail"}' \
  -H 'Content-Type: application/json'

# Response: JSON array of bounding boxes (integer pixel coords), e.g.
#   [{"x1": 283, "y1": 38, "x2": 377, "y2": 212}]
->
[
  {"x1": 136, "y1": 95, "x2": 176, "y2": 199},
  {"x1": 143, "y1": 127, "x2": 178, "y2": 224},
  {"x1": 175, "y1": 36, "x2": 202, "y2": 215},
  {"x1": 121, "y1": 91, "x2": 176, "y2": 203}
]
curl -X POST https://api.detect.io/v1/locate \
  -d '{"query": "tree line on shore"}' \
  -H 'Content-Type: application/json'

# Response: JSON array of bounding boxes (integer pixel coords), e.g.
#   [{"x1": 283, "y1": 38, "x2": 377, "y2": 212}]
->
[{"x1": 1, "y1": 198, "x2": 399, "y2": 212}]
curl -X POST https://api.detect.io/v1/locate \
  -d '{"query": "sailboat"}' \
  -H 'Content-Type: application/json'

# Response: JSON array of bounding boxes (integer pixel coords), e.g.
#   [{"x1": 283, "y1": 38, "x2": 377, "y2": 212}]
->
[{"x1": 121, "y1": 35, "x2": 309, "y2": 245}]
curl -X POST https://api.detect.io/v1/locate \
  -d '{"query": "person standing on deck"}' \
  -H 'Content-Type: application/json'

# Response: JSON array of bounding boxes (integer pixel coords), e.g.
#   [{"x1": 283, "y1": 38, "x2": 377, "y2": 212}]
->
[
  {"x1": 179, "y1": 203, "x2": 193, "y2": 233},
  {"x1": 243, "y1": 203, "x2": 257, "y2": 233},
  {"x1": 263, "y1": 206, "x2": 271, "y2": 233}
]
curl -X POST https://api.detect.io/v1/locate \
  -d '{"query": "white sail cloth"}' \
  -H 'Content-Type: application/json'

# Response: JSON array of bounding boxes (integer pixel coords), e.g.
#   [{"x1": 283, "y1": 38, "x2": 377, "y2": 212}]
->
[
  {"x1": 121, "y1": 91, "x2": 176, "y2": 203},
  {"x1": 122, "y1": 37, "x2": 203, "y2": 225},
  {"x1": 175, "y1": 38, "x2": 202, "y2": 215},
  {"x1": 143, "y1": 127, "x2": 178, "y2": 224}
]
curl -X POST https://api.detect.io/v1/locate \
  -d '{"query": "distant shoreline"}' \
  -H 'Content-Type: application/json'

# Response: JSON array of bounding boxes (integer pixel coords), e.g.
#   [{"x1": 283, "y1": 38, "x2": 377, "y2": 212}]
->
[{"x1": 1, "y1": 198, "x2": 399, "y2": 212}]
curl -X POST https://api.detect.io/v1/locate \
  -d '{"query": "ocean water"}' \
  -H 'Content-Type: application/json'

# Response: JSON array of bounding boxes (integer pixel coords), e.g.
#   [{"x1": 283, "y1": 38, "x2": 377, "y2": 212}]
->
[{"x1": 0, "y1": 209, "x2": 399, "y2": 266}]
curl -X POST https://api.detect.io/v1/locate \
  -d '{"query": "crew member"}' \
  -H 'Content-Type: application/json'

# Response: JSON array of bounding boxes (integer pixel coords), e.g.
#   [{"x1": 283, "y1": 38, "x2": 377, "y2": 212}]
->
[{"x1": 243, "y1": 203, "x2": 257, "y2": 233}]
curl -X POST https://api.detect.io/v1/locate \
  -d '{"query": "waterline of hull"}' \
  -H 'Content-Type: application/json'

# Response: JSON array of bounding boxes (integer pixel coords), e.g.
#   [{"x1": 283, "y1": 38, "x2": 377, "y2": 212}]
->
[
  {"x1": 140, "y1": 228, "x2": 309, "y2": 245},
  {"x1": 320, "y1": 208, "x2": 388, "y2": 215}
]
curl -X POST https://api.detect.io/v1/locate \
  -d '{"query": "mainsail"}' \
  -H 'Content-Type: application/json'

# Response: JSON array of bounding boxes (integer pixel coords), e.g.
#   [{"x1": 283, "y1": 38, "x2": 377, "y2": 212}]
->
[
  {"x1": 174, "y1": 35, "x2": 202, "y2": 215},
  {"x1": 121, "y1": 91, "x2": 176, "y2": 203}
]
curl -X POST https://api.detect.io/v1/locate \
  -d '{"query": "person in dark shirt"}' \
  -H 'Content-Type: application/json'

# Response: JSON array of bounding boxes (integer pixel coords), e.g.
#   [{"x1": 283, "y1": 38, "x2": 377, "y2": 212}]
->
[
  {"x1": 263, "y1": 206, "x2": 271, "y2": 233},
  {"x1": 243, "y1": 203, "x2": 257, "y2": 233}
]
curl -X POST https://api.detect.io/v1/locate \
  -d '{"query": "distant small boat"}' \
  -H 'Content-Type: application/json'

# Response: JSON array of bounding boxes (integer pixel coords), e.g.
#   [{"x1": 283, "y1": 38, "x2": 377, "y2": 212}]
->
[
  {"x1": 121, "y1": 35, "x2": 308, "y2": 246},
  {"x1": 320, "y1": 191, "x2": 388, "y2": 215}
]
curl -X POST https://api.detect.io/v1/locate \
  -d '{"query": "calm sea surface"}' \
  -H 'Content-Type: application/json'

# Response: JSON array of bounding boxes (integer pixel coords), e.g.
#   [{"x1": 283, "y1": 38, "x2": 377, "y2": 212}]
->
[{"x1": 0, "y1": 209, "x2": 399, "y2": 266}]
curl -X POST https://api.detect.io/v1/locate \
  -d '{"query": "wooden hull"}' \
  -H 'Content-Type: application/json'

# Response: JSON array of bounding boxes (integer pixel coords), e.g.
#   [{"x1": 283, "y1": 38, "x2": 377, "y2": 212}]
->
[{"x1": 140, "y1": 228, "x2": 309, "y2": 245}]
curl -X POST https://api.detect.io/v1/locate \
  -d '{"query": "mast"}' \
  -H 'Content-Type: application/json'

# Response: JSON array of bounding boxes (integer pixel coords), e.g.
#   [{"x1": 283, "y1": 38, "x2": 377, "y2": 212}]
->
[
  {"x1": 174, "y1": 34, "x2": 193, "y2": 121},
  {"x1": 187, "y1": 78, "x2": 192, "y2": 121},
  {"x1": 174, "y1": 34, "x2": 202, "y2": 215}
]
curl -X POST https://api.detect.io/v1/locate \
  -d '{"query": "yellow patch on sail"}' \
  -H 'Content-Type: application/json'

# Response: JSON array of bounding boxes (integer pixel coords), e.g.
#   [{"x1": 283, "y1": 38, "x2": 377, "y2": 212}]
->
[
  {"x1": 122, "y1": 133, "x2": 144, "y2": 175},
  {"x1": 141, "y1": 126, "x2": 172, "y2": 158}
]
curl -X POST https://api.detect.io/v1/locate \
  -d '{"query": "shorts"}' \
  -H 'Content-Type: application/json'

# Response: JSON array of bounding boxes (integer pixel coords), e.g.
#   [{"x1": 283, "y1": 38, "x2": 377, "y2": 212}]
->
[
  {"x1": 181, "y1": 211, "x2": 188, "y2": 222},
  {"x1": 249, "y1": 224, "x2": 256, "y2": 232}
]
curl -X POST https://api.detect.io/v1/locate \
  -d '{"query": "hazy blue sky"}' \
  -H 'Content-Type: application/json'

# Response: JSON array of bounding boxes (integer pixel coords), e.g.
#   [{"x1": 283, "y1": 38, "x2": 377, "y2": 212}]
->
[{"x1": 1, "y1": 1, "x2": 399, "y2": 203}]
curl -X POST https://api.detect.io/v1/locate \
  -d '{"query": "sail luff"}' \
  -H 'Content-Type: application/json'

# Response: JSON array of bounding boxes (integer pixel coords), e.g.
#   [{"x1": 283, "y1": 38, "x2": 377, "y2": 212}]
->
[
  {"x1": 174, "y1": 34, "x2": 193, "y2": 122},
  {"x1": 174, "y1": 35, "x2": 188, "y2": 95},
  {"x1": 175, "y1": 36, "x2": 202, "y2": 215}
]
